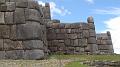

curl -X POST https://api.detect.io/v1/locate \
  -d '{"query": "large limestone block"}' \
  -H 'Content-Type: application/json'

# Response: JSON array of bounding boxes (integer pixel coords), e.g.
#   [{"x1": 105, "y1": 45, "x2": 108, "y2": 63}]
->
[
  {"x1": 23, "y1": 40, "x2": 44, "y2": 49},
  {"x1": 77, "y1": 33, "x2": 83, "y2": 38},
  {"x1": 106, "y1": 40, "x2": 112, "y2": 45},
  {"x1": 0, "y1": 12, "x2": 5, "y2": 24},
  {"x1": 5, "y1": 12, "x2": 14, "y2": 24},
  {"x1": 0, "y1": 25, "x2": 10, "y2": 39},
  {"x1": 3, "y1": 39, "x2": 23, "y2": 50},
  {"x1": 0, "y1": 2, "x2": 15, "y2": 12},
  {"x1": 82, "y1": 30, "x2": 89, "y2": 38},
  {"x1": 78, "y1": 39, "x2": 83, "y2": 47},
  {"x1": 0, "y1": 51, "x2": 6, "y2": 59},
  {"x1": 5, "y1": 50, "x2": 24, "y2": 59},
  {"x1": 88, "y1": 23, "x2": 95, "y2": 29},
  {"x1": 88, "y1": 37, "x2": 96, "y2": 44},
  {"x1": 0, "y1": 39, "x2": 4, "y2": 50},
  {"x1": 73, "y1": 39, "x2": 79, "y2": 46},
  {"x1": 56, "y1": 34, "x2": 65, "y2": 40},
  {"x1": 89, "y1": 29, "x2": 96, "y2": 37},
  {"x1": 14, "y1": 8, "x2": 25, "y2": 24},
  {"x1": 25, "y1": 9, "x2": 40, "y2": 22},
  {"x1": 24, "y1": 50, "x2": 44, "y2": 60},
  {"x1": 67, "y1": 34, "x2": 77, "y2": 39},
  {"x1": 47, "y1": 33, "x2": 56, "y2": 40},
  {"x1": 51, "y1": 40, "x2": 59, "y2": 47},
  {"x1": 16, "y1": 22, "x2": 42, "y2": 40},
  {"x1": 65, "y1": 39, "x2": 71, "y2": 46},
  {"x1": 16, "y1": 2, "x2": 28, "y2": 8},
  {"x1": 98, "y1": 45, "x2": 110, "y2": 50}
]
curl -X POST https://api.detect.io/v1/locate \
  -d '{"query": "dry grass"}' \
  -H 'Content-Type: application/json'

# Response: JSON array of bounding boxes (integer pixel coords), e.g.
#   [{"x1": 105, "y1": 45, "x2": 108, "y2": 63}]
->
[{"x1": 0, "y1": 59, "x2": 72, "y2": 67}]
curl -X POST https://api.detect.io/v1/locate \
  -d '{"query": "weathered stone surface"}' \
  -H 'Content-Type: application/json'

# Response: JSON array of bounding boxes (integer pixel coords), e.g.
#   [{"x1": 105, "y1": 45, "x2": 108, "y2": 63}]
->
[
  {"x1": 15, "y1": 22, "x2": 42, "y2": 40},
  {"x1": 89, "y1": 29, "x2": 96, "y2": 37},
  {"x1": 3, "y1": 39, "x2": 23, "y2": 50},
  {"x1": 0, "y1": 39, "x2": 4, "y2": 50},
  {"x1": 16, "y1": 2, "x2": 28, "y2": 8},
  {"x1": 0, "y1": 12, "x2": 5, "y2": 24},
  {"x1": 25, "y1": 9, "x2": 40, "y2": 22},
  {"x1": 5, "y1": 50, "x2": 24, "y2": 59},
  {"x1": 0, "y1": 51, "x2": 6, "y2": 59},
  {"x1": 0, "y1": 25, "x2": 10, "y2": 39},
  {"x1": 65, "y1": 39, "x2": 71, "y2": 46},
  {"x1": 98, "y1": 45, "x2": 110, "y2": 50},
  {"x1": 88, "y1": 23, "x2": 95, "y2": 29},
  {"x1": 5, "y1": 12, "x2": 13, "y2": 24},
  {"x1": 0, "y1": 0, "x2": 5, "y2": 4},
  {"x1": 74, "y1": 39, "x2": 79, "y2": 46},
  {"x1": 23, "y1": 40, "x2": 44, "y2": 49},
  {"x1": 14, "y1": 8, "x2": 25, "y2": 24},
  {"x1": 24, "y1": 50, "x2": 44, "y2": 60},
  {"x1": 88, "y1": 37, "x2": 96, "y2": 44},
  {"x1": 56, "y1": 34, "x2": 65, "y2": 40},
  {"x1": 83, "y1": 30, "x2": 89, "y2": 38},
  {"x1": 0, "y1": 2, "x2": 15, "y2": 12}
]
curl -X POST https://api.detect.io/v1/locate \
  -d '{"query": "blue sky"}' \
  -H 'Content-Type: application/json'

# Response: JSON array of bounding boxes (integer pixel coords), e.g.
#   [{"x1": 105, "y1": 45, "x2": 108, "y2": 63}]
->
[{"x1": 38, "y1": 0, "x2": 120, "y2": 54}]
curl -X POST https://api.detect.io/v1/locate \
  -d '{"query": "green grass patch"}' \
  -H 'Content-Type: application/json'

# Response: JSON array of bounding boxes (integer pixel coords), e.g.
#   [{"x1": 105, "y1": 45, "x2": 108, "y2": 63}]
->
[
  {"x1": 65, "y1": 61, "x2": 88, "y2": 67},
  {"x1": 49, "y1": 54, "x2": 120, "y2": 61}
]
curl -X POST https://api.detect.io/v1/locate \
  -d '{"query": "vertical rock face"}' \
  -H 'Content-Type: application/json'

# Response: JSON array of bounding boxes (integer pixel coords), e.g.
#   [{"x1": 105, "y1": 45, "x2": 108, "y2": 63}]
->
[{"x1": 0, "y1": 0, "x2": 47, "y2": 59}]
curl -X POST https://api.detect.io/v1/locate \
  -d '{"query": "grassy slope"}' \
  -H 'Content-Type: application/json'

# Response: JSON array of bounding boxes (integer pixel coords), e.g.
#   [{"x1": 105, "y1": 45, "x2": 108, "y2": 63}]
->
[{"x1": 0, "y1": 55, "x2": 120, "y2": 67}]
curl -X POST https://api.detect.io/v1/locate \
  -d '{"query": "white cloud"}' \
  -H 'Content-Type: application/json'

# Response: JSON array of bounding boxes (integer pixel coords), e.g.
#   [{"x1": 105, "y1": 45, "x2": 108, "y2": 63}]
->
[
  {"x1": 94, "y1": 7, "x2": 120, "y2": 16},
  {"x1": 85, "y1": 0, "x2": 94, "y2": 4},
  {"x1": 38, "y1": 1, "x2": 71, "y2": 18},
  {"x1": 103, "y1": 16, "x2": 120, "y2": 54}
]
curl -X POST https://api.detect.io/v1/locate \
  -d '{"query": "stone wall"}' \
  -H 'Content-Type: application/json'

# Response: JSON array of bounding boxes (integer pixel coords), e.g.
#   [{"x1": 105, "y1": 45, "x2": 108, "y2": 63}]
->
[
  {"x1": 47, "y1": 17, "x2": 98, "y2": 54},
  {"x1": 0, "y1": 0, "x2": 114, "y2": 59},
  {"x1": 0, "y1": 0, "x2": 47, "y2": 59},
  {"x1": 96, "y1": 31, "x2": 114, "y2": 54}
]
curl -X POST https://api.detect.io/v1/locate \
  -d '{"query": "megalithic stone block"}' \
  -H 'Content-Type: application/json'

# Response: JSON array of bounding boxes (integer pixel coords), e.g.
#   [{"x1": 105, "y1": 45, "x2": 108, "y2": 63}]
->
[
  {"x1": 16, "y1": 2, "x2": 28, "y2": 8},
  {"x1": 3, "y1": 39, "x2": 23, "y2": 50},
  {"x1": 88, "y1": 23, "x2": 95, "y2": 29},
  {"x1": 14, "y1": 8, "x2": 25, "y2": 24},
  {"x1": 0, "y1": 51, "x2": 6, "y2": 59},
  {"x1": 0, "y1": 2, "x2": 15, "y2": 12},
  {"x1": 89, "y1": 29, "x2": 96, "y2": 37},
  {"x1": 23, "y1": 40, "x2": 44, "y2": 49},
  {"x1": 82, "y1": 30, "x2": 89, "y2": 38},
  {"x1": 0, "y1": 39, "x2": 4, "y2": 50},
  {"x1": 88, "y1": 37, "x2": 96, "y2": 44},
  {"x1": 16, "y1": 21, "x2": 42, "y2": 40},
  {"x1": 0, "y1": 25, "x2": 10, "y2": 39},
  {"x1": 5, "y1": 12, "x2": 14, "y2": 24},
  {"x1": 25, "y1": 9, "x2": 40, "y2": 22},
  {"x1": 0, "y1": 12, "x2": 5, "y2": 24},
  {"x1": 5, "y1": 50, "x2": 24, "y2": 59},
  {"x1": 24, "y1": 49, "x2": 44, "y2": 60}
]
